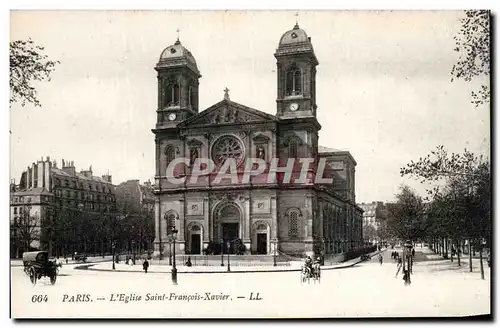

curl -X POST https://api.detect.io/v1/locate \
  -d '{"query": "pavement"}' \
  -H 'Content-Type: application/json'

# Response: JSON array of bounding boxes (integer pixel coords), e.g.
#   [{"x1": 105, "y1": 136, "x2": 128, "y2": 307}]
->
[
  {"x1": 10, "y1": 245, "x2": 490, "y2": 318},
  {"x1": 77, "y1": 249, "x2": 386, "y2": 274}
]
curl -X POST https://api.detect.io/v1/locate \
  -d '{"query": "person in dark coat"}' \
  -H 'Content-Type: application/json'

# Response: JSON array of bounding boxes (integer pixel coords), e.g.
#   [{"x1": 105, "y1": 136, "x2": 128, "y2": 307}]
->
[
  {"x1": 185, "y1": 257, "x2": 192, "y2": 267},
  {"x1": 142, "y1": 259, "x2": 149, "y2": 273}
]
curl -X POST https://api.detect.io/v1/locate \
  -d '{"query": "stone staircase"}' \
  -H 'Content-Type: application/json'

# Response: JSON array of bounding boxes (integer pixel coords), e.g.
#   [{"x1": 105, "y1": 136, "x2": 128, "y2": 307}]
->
[{"x1": 172, "y1": 254, "x2": 292, "y2": 266}]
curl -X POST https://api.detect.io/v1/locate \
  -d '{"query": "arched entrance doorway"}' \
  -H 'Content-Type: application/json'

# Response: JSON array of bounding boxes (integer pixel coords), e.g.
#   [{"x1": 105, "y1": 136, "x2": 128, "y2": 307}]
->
[
  {"x1": 214, "y1": 202, "x2": 241, "y2": 254},
  {"x1": 187, "y1": 223, "x2": 203, "y2": 254},
  {"x1": 251, "y1": 221, "x2": 270, "y2": 255}
]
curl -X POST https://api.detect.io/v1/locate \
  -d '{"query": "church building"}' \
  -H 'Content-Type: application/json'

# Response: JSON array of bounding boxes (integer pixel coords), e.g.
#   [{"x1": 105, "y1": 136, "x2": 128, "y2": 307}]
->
[{"x1": 152, "y1": 23, "x2": 363, "y2": 258}]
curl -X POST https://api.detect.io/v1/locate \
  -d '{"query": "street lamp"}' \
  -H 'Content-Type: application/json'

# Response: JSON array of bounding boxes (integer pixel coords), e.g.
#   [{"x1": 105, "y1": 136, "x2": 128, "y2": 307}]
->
[
  {"x1": 169, "y1": 237, "x2": 173, "y2": 266},
  {"x1": 227, "y1": 240, "x2": 231, "y2": 272},
  {"x1": 220, "y1": 238, "x2": 224, "y2": 266},
  {"x1": 273, "y1": 239, "x2": 277, "y2": 267},
  {"x1": 112, "y1": 242, "x2": 116, "y2": 270},
  {"x1": 171, "y1": 227, "x2": 178, "y2": 285},
  {"x1": 404, "y1": 240, "x2": 413, "y2": 276}
]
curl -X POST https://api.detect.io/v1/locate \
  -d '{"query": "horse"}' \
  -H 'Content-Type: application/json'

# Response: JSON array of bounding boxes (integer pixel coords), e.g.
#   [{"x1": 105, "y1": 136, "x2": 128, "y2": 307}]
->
[
  {"x1": 312, "y1": 263, "x2": 321, "y2": 283},
  {"x1": 301, "y1": 265, "x2": 311, "y2": 284}
]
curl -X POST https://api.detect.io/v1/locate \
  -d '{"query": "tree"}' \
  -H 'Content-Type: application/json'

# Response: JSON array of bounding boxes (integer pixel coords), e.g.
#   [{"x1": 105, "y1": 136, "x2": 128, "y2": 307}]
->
[
  {"x1": 14, "y1": 204, "x2": 41, "y2": 253},
  {"x1": 10, "y1": 38, "x2": 60, "y2": 107},
  {"x1": 401, "y1": 145, "x2": 491, "y2": 277},
  {"x1": 451, "y1": 10, "x2": 490, "y2": 107},
  {"x1": 385, "y1": 185, "x2": 426, "y2": 243},
  {"x1": 362, "y1": 225, "x2": 377, "y2": 243}
]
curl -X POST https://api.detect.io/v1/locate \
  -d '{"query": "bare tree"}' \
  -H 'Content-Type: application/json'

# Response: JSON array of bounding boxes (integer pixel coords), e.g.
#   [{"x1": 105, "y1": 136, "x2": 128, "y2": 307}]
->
[{"x1": 14, "y1": 203, "x2": 41, "y2": 253}]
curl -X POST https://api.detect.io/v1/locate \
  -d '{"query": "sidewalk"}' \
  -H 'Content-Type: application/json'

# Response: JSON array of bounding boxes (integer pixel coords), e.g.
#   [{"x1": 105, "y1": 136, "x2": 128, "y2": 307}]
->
[
  {"x1": 80, "y1": 249, "x2": 386, "y2": 274},
  {"x1": 10, "y1": 255, "x2": 114, "y2": 267}
]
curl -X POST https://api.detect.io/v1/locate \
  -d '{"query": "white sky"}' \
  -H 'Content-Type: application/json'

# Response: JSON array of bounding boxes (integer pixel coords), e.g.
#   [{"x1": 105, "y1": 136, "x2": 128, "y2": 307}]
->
[{"x1": 9, "y1": 10, "x2": 490, "y2": 203}]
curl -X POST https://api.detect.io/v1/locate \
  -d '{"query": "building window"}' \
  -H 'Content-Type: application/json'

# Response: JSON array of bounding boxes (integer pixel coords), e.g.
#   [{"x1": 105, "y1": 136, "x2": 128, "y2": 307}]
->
[
  {"x1": 165, "y1": 83, "x2": 180, "y2": 107},
  {"x1": 165, "y1": 145, "x2": 176, "y2": 165},
  {"x1": 14, "y1": 207, "x2": 17, "y2": 214},
  {"x1": 165, "y1": 212, "x2": 177, "y2": 233},
  {"x1": 188, "y1": 86, "x2": 194, "y2": 108},
  {"x1": 285, "y1": 66, "x2": 302, "y2": 96},
  {"x1": 288, "y1": 139, "x2": 298, "y2": 158},
  {"x1": 212, "y1": 135, "x2": 244, "y2": 166},
  {"x1": 288, "y1": 210, "x2": 299, "y2": 237}
]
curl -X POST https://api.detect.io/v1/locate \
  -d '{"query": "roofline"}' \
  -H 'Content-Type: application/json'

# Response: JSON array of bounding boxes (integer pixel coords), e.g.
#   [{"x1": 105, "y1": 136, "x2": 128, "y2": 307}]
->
[{"x1": 319, "y1": 151, "x2": 357, "y2": 166}]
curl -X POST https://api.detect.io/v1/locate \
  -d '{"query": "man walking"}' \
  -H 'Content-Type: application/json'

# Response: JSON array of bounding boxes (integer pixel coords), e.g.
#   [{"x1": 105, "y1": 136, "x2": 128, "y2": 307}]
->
[
  {"x1": 395, "y1": 257, "x2": 403, "y2": 277},
  {"x1": 142, "y1": 258, "x2": 149, "y2": 274}
]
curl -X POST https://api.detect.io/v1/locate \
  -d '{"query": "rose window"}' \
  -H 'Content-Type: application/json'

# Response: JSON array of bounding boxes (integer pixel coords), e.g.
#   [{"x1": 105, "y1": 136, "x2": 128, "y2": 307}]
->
[{"x1": 212, "y1": 135, "x2": 244, "y2": 166}]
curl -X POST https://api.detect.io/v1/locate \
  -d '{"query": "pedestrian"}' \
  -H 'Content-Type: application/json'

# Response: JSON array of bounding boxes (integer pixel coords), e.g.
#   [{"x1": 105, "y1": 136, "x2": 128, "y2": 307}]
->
[
  {"x1": 142, "y1": 259, "x2": 149, "y2": 273},
  {"x1": 395, "y1": 257, "x2": 403, "y2": 277},
  {"x1": 402, "y1": 269, "x2": 411, "y2": 286},
  {"x1": 412, "y1": 248, "x2": 415, "y2": 257},
  {"x1": 378, "y1": 254, "x2": 383, "y2": 265},
  {"x1": 185, "y1": 256, "x2": 192, "y2": 267}
]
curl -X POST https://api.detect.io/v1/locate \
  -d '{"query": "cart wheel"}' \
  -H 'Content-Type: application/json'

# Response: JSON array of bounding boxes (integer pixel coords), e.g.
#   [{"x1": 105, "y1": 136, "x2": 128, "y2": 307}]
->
[
  {"x1": 29, "y1": 267, "x2": 37, "y2": 286},
  {"x1": 50, "y1": 274, "x2": 57, "y2": 285}
]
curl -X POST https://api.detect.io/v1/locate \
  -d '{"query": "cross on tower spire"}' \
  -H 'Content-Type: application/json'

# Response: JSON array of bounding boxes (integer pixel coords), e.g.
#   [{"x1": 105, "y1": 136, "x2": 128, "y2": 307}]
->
[
  {"x1": 175, "y1": 28, "x2": 181, "y2": 44},
  {"x1": 224, "y1": 87, "x2": 230, "y2": 100},
  {"x1": 294, "y1": 11, "x2": 299, "y2": 28}
]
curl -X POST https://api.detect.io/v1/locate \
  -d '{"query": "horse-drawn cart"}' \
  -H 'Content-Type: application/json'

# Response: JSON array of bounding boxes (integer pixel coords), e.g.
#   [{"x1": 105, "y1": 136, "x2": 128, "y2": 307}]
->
[
  {"x1": 301, "y1": 263, "x2": 321, "y2": 284},
  {"x1": 23, "y1": 251, "x2": 58, "y2": 286}
]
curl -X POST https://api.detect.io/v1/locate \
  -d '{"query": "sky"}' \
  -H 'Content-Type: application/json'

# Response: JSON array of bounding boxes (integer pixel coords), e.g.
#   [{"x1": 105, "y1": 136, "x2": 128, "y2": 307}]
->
[{"x1": 9, "y1": 10, "x2": 490, "y2": 203}]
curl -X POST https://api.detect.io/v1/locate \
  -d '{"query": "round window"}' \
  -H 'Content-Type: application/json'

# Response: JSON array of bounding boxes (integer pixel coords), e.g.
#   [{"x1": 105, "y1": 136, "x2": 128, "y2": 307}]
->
[{"x1": 211, "y1": 135, "x2": 244, "y2": 166}]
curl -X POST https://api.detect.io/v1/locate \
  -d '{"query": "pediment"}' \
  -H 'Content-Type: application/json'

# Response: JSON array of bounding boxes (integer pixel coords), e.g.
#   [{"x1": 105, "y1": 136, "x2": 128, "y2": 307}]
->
[
  {"x1": 179, "y1": 99, "x2": 277, "y2": 128},
  {"x1": 186, "y1": 138, "x2": 203, "y2": 147},
  {"x1": 252, "y1": 133, "x2": 270, "y2": 143}
]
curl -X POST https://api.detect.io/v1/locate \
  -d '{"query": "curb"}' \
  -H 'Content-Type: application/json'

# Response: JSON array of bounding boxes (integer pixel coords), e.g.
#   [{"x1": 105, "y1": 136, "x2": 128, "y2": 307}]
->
[{"x1": 74, "y1": 250, "x2": 386, "y2": 274}]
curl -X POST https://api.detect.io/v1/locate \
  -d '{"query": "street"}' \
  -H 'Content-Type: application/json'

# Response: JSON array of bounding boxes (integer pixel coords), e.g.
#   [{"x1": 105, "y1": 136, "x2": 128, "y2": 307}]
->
[{"x1": 11, "y1": 248, "x2": 490, "y2": 318}]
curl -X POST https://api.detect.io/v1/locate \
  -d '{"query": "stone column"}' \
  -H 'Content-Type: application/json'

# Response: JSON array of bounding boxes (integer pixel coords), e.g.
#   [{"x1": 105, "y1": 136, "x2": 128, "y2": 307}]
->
[
  {"x1": 243, "y1": 196, "x2": 251, "y2": 245},
  {"x1": 178, "y1": 199, "x2": 185, "y2": 253},
  {"x1": 203, "y1": 196, "x2": 210, "y2": 250}
]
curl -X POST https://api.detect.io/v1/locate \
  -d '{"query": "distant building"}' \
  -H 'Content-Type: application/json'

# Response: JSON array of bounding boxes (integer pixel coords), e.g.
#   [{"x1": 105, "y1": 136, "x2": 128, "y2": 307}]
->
[
  {"x1": 358, "y1": 201, "x2": 387, "y2": 244},
  {"x1": 115, "y1": 179, "x2": 155, "y2": 215},
  {"x1": 10, "y1": 157, "x2": 116, "y2": 257},
  {"x1": 115, "y1": 180, "x2": 155, "y2": 252}
]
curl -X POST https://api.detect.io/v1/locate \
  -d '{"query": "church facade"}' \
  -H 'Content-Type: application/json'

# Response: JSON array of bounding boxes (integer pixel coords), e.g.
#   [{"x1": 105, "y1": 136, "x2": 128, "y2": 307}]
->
[{"x1": 152, "y1": 24, "x2": 363, "y2": 258}]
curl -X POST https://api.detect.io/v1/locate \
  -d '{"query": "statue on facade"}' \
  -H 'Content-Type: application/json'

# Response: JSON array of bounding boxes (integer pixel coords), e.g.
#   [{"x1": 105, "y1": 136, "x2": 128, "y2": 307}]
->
[
  {"x1": 190, "y1": 147, "x2": 199, "y2": 166},
  {"x1": 256, "y1": 145, "x2": 266, "y2": 160}
]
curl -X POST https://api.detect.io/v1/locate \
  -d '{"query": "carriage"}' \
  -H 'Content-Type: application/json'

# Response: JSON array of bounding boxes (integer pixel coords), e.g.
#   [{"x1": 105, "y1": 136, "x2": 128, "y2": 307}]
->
[
  {"x1": 22, "y1": 251, "x2": 58, "y2": 286},
  {"x1": 301, "y1": 263, "x2": 321, "y2": 284}
]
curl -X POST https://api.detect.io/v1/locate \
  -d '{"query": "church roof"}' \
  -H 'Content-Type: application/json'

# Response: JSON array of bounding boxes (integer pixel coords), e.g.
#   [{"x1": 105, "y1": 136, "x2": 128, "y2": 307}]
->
[
  {"x1": 318, "y1": 145, "x2": 341, "y2": 153},
  {"x1": 275, "y1": 23, "x2": 318, "y2": 64},
  {"x1": 178, "y1": 99, "x2": 277, "y2": 128},
  {"x1": 157, "y1": 39, "x2": 200, "y2": 76},
  {"x1": 279, "y1": 23, "x2": 310, "y2": 46}
]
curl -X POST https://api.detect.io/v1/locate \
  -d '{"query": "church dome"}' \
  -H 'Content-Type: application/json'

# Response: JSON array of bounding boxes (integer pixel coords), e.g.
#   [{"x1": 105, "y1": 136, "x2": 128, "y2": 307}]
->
[
  {"x1": 157, "y1": 39, "x2": 200, "y2": 76},
  {"x1": 278, "y1": 23, "x2": 310, "y2": 46},
  {"x1": 275, "y1": 23, "x2": 317, "y2": 63}
]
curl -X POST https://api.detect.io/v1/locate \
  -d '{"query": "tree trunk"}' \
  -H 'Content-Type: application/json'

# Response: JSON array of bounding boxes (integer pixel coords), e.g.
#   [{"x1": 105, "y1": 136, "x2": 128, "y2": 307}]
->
[
  {"x1": 443, "y1": 238, "x2": 448, "y2": 258},
  {"x1": 456, "y1": 239, "x2": 461, "y2": 266},
  {"x1": 469, "y1": 238, "x2": 473, "y2": 272},
  {"x1": 450, "y1": 238, "x2": 454, "y2": 262},
  {"x1": 479, "y1": 248, "x2": 485, "y2": 280}
]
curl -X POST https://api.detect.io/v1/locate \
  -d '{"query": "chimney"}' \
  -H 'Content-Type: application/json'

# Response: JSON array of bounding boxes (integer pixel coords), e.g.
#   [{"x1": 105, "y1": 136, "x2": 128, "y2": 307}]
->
[
  {"x1": 102, "y1": 174, "x2": 112, "y2": 183},
  {"x1": 62, "y1": 160, "x2": 76, "y2": 177}
]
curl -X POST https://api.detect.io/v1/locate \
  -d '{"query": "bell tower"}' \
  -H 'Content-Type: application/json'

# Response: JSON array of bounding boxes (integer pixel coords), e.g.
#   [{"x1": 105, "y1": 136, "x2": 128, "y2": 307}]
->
[
  {"x1": 155, "y1": 34, "x2": 201, "y2": 128},
  {"x1": 275, "y1": 23, "x2": 318, "y2": 119}
]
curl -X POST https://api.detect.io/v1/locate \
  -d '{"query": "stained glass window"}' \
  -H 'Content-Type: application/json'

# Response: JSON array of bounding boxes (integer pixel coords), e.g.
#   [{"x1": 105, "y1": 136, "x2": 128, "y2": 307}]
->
[{"x1": 212, "y1": 136, "x2": 244, "y2": 166}]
